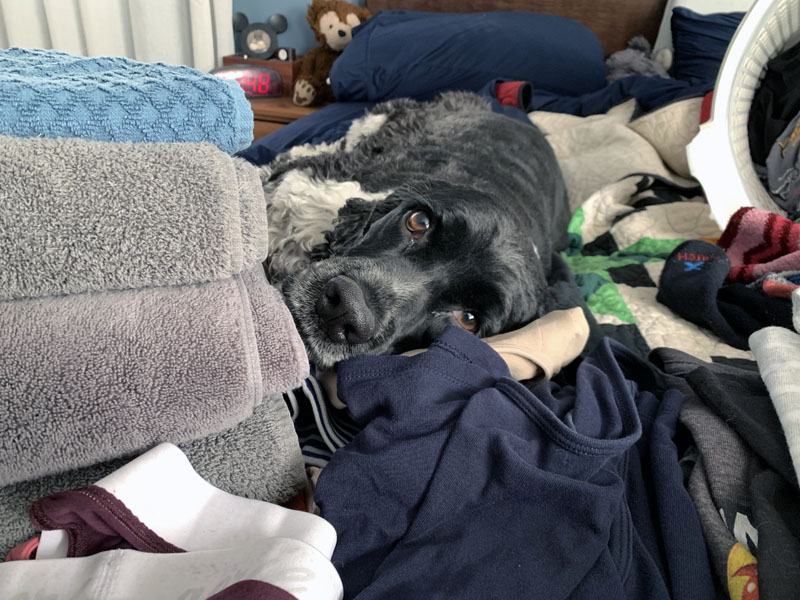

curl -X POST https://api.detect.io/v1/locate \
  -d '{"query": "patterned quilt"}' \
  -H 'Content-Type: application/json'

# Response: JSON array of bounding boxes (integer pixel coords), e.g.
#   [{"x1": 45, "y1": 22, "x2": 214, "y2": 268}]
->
[
  {"x1": 563, "y1": 174, "x2": 752, "y2": 362},
  {"x1": 532, "y1": 97, "x2": 753, "y2": 362}
]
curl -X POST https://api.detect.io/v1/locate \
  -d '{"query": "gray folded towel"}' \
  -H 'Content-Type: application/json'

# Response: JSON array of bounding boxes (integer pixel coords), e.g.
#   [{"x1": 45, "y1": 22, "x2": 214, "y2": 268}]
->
[
  {"x1": 0, "y1": 265, "x2": 308, "y2": 486},
  {"x1": 0, "y1": 393, "x2": 306, "y2": 558},
  {"x1": 0, "y1": 134, "x2": 268, "y2": 301}
]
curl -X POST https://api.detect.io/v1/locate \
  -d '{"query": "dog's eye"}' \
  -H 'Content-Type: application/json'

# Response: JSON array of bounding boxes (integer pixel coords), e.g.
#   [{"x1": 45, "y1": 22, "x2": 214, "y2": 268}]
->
[
  {"x1": 405, "y1": 210, "x2": 430, "y2": 237},
  {"x1": 452, "y1": 310, "x2": 479, "y2": 332}
]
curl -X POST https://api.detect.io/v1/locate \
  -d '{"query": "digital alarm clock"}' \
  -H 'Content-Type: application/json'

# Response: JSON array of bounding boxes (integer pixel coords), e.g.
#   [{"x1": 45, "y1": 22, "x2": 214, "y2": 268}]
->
[{"x1": 210, "y1": 65, "x2": 283, "y2": 98}]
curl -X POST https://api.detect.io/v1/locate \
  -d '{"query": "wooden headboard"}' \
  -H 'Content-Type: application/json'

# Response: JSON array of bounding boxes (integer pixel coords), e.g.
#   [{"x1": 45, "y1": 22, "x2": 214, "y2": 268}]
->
[{"x1": 365, "y1": 0, "x2": 668, "y2": 57}]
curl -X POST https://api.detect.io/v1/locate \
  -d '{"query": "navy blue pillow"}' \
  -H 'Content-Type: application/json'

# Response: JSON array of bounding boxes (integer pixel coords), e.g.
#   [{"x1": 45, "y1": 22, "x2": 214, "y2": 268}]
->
[
  {"x1": 671, "y1": 7, "x2": 745, "y2": 83},
  {"x1": 330, "y1": 10, "x2": 606, "y2": 102}
]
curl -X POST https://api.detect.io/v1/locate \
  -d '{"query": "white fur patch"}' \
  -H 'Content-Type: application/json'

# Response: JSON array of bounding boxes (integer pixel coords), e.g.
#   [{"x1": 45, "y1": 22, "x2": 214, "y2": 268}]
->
[
  {"x1": 284, "y1": 140, "x2": 340, "y2": 160},
  {"x1": 266, "y1": 169, "x2": 392, "y2": 281},
  {"x1": 278, "y1": 113, "x2": 387, "y2": 160},
  {"x1": 345, "y1": 114, "x2": 388, "y2": 150}
]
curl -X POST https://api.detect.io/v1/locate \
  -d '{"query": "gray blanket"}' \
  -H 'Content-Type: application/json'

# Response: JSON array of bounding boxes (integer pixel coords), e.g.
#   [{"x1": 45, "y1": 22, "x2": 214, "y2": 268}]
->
[
  {"x1": 0, "y1": 264, "x2": 308, "y2": 486},
  {"x1": 0, "y1": 134, "x2": 268, "y2": 301},
  {"x1": 0, "y1": 393, "x2": 306, "y2": 558}
]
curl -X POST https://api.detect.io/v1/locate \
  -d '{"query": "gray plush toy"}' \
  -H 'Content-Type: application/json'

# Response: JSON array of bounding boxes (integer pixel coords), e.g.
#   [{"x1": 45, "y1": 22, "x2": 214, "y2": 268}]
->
[{"x1": 605, "y1": 36, "x2": 672, "y2": 83}]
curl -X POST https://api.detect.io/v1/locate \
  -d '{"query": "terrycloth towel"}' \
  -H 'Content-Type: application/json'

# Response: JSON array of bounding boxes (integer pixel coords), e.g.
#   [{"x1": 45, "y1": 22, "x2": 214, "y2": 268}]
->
[
  {"x1": 717, "y1": 207, "x2": 800, "y2": 283},
  {"x1": 0, "y1": 48, "x2": 253, "y2": 154},
  {"x1": 0, "y1": 265, "x2": 308, "y2": 486},
  {"x1": 0, "y1": 394, "x2": 307, "y2": 558},
  {"x1": 0, "y1": 134, "x2": 268, "y2": 301}
]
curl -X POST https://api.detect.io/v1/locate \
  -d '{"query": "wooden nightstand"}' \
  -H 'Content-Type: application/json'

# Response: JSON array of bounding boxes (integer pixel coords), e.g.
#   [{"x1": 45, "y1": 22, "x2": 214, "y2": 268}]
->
[{"x1": 249, "y1": 95, "x2": 322, "y2": 139}]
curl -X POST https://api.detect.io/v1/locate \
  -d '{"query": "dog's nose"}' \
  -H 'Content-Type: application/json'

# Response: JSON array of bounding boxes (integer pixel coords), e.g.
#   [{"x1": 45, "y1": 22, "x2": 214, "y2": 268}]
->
[
  {"x1": 316, "y1": 276, "x2": 376, "y2": 345},
  {"x1": 338, "y1": 29, "x2": 346, "y2": 37}
]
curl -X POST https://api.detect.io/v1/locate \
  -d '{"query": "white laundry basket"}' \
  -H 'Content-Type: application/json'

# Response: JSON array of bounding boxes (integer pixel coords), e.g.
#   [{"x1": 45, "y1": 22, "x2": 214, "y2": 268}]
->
[{"x1": 686, "y1": 0, "x2": 800, "y2": 229}]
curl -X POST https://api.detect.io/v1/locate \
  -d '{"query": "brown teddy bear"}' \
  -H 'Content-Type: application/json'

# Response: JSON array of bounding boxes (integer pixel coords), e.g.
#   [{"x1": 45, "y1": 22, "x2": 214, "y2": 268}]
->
[{"x1": 293, "y1": 0, "x2": 371, "y2": 106}]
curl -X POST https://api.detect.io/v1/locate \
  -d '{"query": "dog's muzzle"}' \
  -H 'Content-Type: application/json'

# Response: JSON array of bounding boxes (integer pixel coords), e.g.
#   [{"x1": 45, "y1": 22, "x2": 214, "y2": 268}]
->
[{"x1": 315, "y1": 275, "x2": 377, "y2": 344}]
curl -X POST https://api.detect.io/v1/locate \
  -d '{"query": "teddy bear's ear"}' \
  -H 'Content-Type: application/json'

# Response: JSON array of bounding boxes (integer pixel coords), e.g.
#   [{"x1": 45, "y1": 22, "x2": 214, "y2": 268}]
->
[
  {"x1": 306, "y1": 0, "x2": 331, "y2": 45},
  {"x1": 306, "y1": 0, "x2": 327, "y2": 26},
  {"x1": 358, "y1": 6, "x2": 372, "y2": 20}
]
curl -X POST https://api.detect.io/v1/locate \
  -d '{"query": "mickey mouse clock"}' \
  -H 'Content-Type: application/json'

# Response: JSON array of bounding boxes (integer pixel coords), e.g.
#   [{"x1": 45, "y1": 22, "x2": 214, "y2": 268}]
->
[
  {"x1": 210, "y1": 64, "x2": 283, "y2": 98},
  {"x1": 232, "y1": 12, "x2": 290, "y2": 60}
]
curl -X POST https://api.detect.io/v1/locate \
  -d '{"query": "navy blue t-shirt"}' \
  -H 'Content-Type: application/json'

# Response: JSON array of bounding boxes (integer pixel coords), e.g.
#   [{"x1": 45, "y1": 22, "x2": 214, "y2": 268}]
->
[{"x1": 315, "y1": 327, "x2": 714, "y2": 599}]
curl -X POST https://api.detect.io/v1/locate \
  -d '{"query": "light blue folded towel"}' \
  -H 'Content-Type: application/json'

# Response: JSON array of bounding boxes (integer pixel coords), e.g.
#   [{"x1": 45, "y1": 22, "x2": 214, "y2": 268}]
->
[{"x1": 0, "y1": 47, "x2": 253, "y2": 154}]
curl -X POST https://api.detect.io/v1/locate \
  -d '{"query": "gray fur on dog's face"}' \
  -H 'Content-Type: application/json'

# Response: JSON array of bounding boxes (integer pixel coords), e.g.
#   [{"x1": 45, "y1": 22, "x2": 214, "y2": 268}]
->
[{"x1": 282, "y1": 184, "x2": 550, "y2": 370}]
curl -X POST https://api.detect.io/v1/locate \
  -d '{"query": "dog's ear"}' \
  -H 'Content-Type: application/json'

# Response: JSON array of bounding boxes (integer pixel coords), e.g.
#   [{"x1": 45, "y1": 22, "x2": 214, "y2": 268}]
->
[{"x1": 310, "y1": 195, "x2": 403, "y2": 260}]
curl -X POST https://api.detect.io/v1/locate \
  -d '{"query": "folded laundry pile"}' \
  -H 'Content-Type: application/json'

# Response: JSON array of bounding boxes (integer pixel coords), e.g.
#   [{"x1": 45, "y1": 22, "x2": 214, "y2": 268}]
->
[{"x1": 0, "y1": 49, "x2": 311, "y2": 565}]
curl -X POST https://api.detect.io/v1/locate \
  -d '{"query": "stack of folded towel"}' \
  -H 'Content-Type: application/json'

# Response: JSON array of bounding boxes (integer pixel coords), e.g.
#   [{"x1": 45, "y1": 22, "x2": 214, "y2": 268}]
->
[{"x1": 0, "y1": 49, "x2": 309, "y2": 556}]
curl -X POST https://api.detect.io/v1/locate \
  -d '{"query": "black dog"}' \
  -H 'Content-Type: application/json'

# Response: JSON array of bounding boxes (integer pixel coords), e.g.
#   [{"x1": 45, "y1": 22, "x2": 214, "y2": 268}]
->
[{"x1": 263, "y1": 93, "x2": 569, "y2": 370}]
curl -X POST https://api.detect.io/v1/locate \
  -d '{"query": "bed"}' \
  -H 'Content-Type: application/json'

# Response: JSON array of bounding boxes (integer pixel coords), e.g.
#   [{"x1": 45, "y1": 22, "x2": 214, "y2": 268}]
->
[
  {"x1": 365, "y1": 0, "x2": 667, "y2": 57},
  {"x1": 257, "y1": 1, "x2": 800, "y2": 598},
  {"x1": 250, "y1": 0, "x2": 754, "y2": 365},
  {"x1": 2, "y1": 0, "x2": 796, "y2": 597}
]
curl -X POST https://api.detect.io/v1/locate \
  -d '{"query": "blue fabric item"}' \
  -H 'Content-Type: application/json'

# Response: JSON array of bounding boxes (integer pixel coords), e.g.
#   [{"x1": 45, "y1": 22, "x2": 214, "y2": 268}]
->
[
  {"x1": 237, "y1": 101, "x2": 373, "y2": 165},
  {"x1": 239, "y1": 75, "x2": 714, "y2": 167},
  {"x1": 237, "y1": 87, "x2": 531, "y2": 166},
  {"x1": 609, "y1": 347, "x2": 718, "y2": 600},
  {"x1": 316, "y1": 326, "x2": 713, "y2": 600},
  {"x1": 532, "y1": 73, "x2": 713, "y2": 116},
  {"x1": 238, "y1": 75, "x2": 708, "y2": 166},
  {"x1": 240, "y1": 7, "x2": 745, "y2": 164},
  {"x1": 331, "y1": 10, "x2": 606, "y2": 103},
  {"x1": 0, "y1": 48, "x2": 253, "y2": 154},
  {"x1": 671, "y1": 7, "x2": 745, "y2": 83}
]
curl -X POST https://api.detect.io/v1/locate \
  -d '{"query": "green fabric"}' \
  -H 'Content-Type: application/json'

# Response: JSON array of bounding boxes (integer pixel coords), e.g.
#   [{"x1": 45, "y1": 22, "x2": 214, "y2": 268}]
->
[
  {"x1": 588, "y1": 283, "x2": 636, "y2": 323},
  {"x1": 567, "y1": 206, "x2": 584, "y2": 236},
  {"x1": 618, "y1": 237, "x2": 684, "y2": 258},
  {"x1": 563, "y1": 227, "x2": 685, "y2": 326},
  {"x1": 565, "y1": 207, "x2": 585, "y2": 256},
  {"x1": 574, "y1": 272, "x2": 607, "y2": 298}
]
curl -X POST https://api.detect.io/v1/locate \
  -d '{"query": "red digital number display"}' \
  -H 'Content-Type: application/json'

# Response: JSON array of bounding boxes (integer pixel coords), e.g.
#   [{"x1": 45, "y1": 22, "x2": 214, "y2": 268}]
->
[
  {"x1": 258, "y1": 74, "x2": 270, "y2": 94},
  {"x1": 211, "y1": 66, "x2": 280, "y2": 97},
  {"x1": 237, "y1": 71, "x2": 270, "y2": 96}
]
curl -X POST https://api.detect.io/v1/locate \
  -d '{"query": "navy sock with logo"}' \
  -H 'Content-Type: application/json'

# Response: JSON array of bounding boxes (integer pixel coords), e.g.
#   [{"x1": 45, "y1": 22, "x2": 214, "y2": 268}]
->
[{"x1": 657, "y1": 240, "x2": 749, "y2": 349}]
